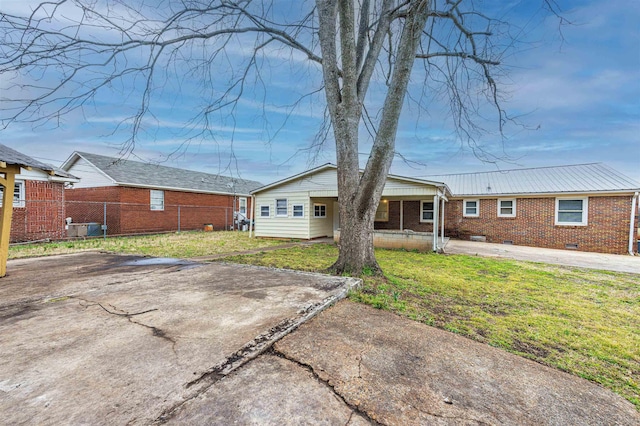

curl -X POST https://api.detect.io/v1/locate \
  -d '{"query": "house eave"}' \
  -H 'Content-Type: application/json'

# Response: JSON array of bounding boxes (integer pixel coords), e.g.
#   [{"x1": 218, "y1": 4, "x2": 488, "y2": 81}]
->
[
  {"x1": 449, "y1": 189, "x2": 640, "y2": 198},
  {"x1": 115, "y1": 182, "x2": 252, "y2": 197}
]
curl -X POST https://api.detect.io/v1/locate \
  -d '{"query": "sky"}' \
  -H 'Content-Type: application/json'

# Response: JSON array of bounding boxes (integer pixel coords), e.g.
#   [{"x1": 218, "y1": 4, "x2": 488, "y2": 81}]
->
[{"x1": 1, "y1": 0, "x2": 639, "y2": 185}]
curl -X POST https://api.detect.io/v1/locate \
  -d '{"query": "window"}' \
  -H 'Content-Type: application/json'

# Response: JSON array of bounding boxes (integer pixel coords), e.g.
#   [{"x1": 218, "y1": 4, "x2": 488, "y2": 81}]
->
[
  {"x1": 497, "y1": 198, "x2": 516, "y2": 218},
  {"x1": 150, "y1": 189, "x2": 164, "y2": 211},
  {"x1": 238, "y1": 197, "x2": 247, "y2": 215},
  {"x1": 463, "y1": 199, "x2": 479, "y2": 217},
  {"x1": 276, "y1": 199, "x2": 288, "y2": 217},
  {"x1": 375, "y1": 200, "x2": 389, "y2": 222},
  {"x1": 0, "y1": 181, "x2": 25, "y2": 208},
  {"x1": 292, "y1": 204, "x2": 304, "y2": 217},
  {"x1": 314, "y1": 204, "x2": 327, "y2": 218},
  {"x1": 420, "y1": 201, "x2": 434, "y2": 222},
  {"x1": 555, "y1": 197, "x2": 588, "y2": 226},
  {"x1": 260, "y1": 205, "x2": 270, "y2": 217}
]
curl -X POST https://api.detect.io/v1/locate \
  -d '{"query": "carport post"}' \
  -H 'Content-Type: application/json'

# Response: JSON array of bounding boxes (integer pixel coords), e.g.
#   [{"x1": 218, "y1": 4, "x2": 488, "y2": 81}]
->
[{"x1": 0, "y1": 165, "x2": 18, "y2": 277}]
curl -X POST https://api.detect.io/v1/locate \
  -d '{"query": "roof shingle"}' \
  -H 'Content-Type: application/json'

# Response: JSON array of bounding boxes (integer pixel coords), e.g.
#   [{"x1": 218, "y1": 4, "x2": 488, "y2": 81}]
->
[{"x1": 73, "y1": 152, "x2": 262, "y2": 195}]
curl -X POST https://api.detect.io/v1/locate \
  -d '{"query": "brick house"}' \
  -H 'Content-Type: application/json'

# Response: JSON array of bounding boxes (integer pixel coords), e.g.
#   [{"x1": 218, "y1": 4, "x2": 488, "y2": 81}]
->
[
  {"x1": 252, "y1": 163, "x2": 639, "y2": 255},
  {"x1": 0, "y1": 144, "x2": 79, "y2": 243},
  {"x1": 61, "y1": 152, "x2": 262, "y2": 235},
  {"x1": 428, "y1": 163, "x2": 640, "y2": 255}
]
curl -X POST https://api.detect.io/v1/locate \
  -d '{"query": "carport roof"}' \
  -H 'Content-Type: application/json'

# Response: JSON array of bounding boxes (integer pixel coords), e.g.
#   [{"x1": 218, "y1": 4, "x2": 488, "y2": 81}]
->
[
  {"x1": 0, "y1": 143, "x2": 78, "y2": 180},
  {"x1": 426, "y1": 163, "x2": 640, "y2": 196},
  {"x1": 63, "y1": 151, "x2": 262, "y2": 195}
]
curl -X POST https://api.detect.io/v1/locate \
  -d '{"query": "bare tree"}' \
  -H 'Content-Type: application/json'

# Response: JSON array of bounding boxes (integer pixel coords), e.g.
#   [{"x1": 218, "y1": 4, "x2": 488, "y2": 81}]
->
[{"x1": 0, "y1": 0, "x2": 556, "y2": 275}]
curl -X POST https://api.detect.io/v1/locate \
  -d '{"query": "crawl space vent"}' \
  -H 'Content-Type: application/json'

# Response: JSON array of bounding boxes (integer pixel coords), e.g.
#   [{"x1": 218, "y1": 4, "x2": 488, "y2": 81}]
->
[{"x1": 565, "y1": 243, "x2": 579, "y2": 250}]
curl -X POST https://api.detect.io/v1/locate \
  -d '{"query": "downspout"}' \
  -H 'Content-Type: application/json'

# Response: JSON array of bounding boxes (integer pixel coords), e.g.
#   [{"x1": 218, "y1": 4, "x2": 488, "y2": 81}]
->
[
  {"x1": 400, "y1": 200, "x2": 404, "y2": 231},
  {"x1": 441, "y1": 196, "x2": 445, "y2": 245},
  {"x1": 629, "y1": 192, "x2": 639, "y2": 255},
  {"x1": 432, "y1": 194, "x2": 439, "y2": 252},
  {"x1": 249, "y1": 194, "x2": 255, "y2": 238}
]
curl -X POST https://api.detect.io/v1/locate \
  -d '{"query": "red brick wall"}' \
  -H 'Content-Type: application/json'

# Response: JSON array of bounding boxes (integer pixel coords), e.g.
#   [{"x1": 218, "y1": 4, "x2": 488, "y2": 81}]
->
[
  {"x1": 374, "y1": 200, "x2": 435, "y2": 232},
  {"x1": 66, "y1": 187, "x2": 121, "y2": 235},
  {"x1": 65, "y1": 186, "x2": 246, "y2": 234},
  {"x1": 4, "y1": 180, "x2": 66, "y2": 242},
  {"x1": 444, "y1": 196, "x2": 635, "y2": 254}
]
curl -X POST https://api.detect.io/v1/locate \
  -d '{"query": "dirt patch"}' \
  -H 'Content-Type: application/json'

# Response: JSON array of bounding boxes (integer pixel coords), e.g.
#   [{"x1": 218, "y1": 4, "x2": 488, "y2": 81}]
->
[{"x1": 511, "y1": 339, "x2": 550, "y2": 358}]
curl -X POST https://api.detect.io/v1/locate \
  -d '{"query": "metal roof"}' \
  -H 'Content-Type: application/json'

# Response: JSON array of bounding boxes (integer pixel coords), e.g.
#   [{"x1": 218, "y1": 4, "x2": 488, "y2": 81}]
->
[
  {"x1": 66, "y1": 152, "x2": 262, "y2": 195},
  {"x1": 426, "y1": 163, "x2": 640, "y2": 196}
]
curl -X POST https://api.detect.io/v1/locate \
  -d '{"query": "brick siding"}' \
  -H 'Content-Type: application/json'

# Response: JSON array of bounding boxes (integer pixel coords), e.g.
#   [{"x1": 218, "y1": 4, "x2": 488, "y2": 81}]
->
[
  {"x1": 444, "y1": 196, "x2": 635, "y2": 254},
  {"x1": 374, "y1": 200, "x2": 435, "y2": 233},
  {"x1": 3, "y1": 180, "x2": 66, "y2": 242},
  {"x1": 65, "y1": 186, "x2": 249, "y2": 235}
]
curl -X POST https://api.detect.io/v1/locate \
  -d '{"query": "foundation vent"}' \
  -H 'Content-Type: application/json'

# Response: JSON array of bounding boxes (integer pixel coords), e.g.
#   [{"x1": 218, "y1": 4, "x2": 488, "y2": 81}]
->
[{"x1": 565, "y1": 243, "x2": 579, "y2": 250}]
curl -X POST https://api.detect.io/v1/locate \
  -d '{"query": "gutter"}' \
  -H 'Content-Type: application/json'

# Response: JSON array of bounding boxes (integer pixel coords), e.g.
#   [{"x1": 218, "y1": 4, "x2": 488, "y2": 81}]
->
[{"x1": 629, "y1": 192, "x2": 639, "y2": 256}]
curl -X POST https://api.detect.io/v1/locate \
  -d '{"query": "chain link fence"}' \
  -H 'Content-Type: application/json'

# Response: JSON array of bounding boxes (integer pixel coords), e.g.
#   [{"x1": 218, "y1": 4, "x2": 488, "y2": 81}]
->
[{"x1": 8, "y1": 199, "x2": 237, "y2": 243}]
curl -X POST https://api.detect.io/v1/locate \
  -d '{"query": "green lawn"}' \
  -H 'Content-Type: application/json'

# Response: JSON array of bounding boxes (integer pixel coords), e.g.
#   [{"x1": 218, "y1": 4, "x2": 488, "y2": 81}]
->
[
  {"x1": 225, "y1": 243, "x2": 640, "y2": 409},
  {"x1": 8, "y1": 231, "x2": 289, "y2": 259}
]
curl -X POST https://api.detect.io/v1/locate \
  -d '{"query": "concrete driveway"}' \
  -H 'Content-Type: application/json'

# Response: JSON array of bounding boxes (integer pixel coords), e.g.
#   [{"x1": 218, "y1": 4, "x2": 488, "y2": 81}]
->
[
  {"x1": 1, "y1": 252, "x2": 637, "y2": 425},
  {"x1": 0, "y1": 252, "x2": 357, "y2": 425},
  {"x1": 444, "y1": 239, "x2": 640, "y2": 274}
]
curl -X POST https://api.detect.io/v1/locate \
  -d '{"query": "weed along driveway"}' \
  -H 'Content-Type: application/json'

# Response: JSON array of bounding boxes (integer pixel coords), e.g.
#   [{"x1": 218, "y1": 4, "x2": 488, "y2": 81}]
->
[{"x1": 0, "y1": 252, "x2": 358, "y2": 425}]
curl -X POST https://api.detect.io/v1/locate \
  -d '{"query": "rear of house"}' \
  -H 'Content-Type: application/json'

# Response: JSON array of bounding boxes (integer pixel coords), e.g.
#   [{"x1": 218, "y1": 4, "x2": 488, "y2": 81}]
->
[
  {"x1": 253, "y1": 163, "x2": 639, "y2": 255},
  {"x1": 429, "y1": 163, "x2": 640, "y2": 255},
  {"x1": 252, "y1": 164, "x2": 450, "y2": 252},
  {"x1": 62, "y1": 152, "x2": 261, "y2": 235}
]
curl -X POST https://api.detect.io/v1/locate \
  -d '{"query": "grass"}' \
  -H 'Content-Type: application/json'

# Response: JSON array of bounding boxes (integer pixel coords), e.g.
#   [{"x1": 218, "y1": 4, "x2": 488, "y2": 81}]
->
[
  {"x1": 226, "y1": 243, "x2": 640, "y2": 409},
  {"x1": 8, "y1": 231, "x2": 290, "y2": 259}
]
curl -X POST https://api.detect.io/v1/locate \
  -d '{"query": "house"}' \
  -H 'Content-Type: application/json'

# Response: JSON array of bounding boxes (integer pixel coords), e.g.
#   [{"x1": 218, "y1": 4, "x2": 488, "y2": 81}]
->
[
  {"x1": 61, "y1": 152, "x2": 262, "y2": 235},
  {"x1": 0, "y1": 144, "x2": 79, "y2": 275},
  {"x1": 427, "y1": 163, "x2": 639, "y2": 255},
  {"x1": 250, "y1": 164, "x2": 451, "y2": 252},
  {"x1": 251, "y1": 163, "x2": 639, "y2": 255}
]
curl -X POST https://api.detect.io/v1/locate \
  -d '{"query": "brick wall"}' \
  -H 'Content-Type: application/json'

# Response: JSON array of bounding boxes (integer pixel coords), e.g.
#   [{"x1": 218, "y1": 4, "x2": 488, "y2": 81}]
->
[
  {"x1": 444, "y1": 195, "x2": 635, "y2": 254},
  {"x1": 65, "y1": 186, "x2": 245, "y2": 235},
  {"x1": 374, "y1": 200, "x2": 435, "y2": 232},
  {"x1": 4, "y1": 180, "x2": 66, "y2": 242}
]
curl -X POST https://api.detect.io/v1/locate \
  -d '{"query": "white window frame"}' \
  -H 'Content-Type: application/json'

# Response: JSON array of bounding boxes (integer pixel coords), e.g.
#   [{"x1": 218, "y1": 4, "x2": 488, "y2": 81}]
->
[
  {"x1": 497, "y1": 198, "x2": 516, "y2": 218},
  {"x1": 150, "y1": 189, "x2": 164, "y2": 211},
  {"x1": 375, "y1": 200, "x2": 389, "y2": 222},
  {"x1": 463, "y1": 199, "x2": 479, "y2": 217},
  {"x1": 260, "y1": 205, "x2": 270, "y2": 218},
  {"x1": 292, "y1": 204, "x2": 304, "y2": 218},
  {"x1": 238, "y1": 197, "x2": 247, "y2": 215},
  {"x1": 276, "y1": 199, "x2": 288, "y2": 217},
  {"x1": 555, "y1": 197, "x2": 588, "y2": 226},
  {"x1": 420, "y1": 200, "x2": 434, "y2": 223},
  {"x1": 313, "y1": 203, "x2": 327, "y2": 218},
  {"x1": 0, "y1": 180, "x2": 25, "y2": 208}
]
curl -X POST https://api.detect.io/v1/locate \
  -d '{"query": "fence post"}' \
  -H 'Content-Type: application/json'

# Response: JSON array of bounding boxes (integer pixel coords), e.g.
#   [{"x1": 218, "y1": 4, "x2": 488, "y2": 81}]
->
[
  {"x1": 103, "y1": 202, "x2": 107, "y2": 240},
  {"x1": 177, "y1": 205, "x2": 181, "y2": 233}
]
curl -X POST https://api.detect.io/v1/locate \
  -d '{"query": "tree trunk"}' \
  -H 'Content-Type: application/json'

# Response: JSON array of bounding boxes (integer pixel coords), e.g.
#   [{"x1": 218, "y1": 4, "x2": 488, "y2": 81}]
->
[{"x1": 329, "y1": 194, "x2": 381, "y2": 276}]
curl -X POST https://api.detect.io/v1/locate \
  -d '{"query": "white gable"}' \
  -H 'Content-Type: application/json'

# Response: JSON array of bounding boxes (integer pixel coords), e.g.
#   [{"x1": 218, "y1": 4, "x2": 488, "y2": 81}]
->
[
  {"x1": 65, "y1": 157, "x2": 115, "y2": 188},
  {"x1": 256, "y1": 167, "x2": 441, "y2": 198}
]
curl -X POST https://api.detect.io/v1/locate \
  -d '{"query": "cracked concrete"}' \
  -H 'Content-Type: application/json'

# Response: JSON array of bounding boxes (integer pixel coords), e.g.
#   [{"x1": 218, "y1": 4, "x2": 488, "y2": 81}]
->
[
  {"x1": 274, "y1": 300, "x2": 639, "y2": 426},
  {"x1": 0, "y1": 252, "x2": 357, "y2": 425},
  {"x1": 2, "y1": 252, "x2": 637, "y2": 425}
]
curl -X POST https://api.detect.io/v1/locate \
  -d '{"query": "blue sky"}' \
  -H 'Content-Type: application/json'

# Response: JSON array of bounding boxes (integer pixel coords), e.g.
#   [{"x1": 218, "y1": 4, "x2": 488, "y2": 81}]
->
[{"x1": 1, "y1": 0, "x2": 639, "y2": 185}]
